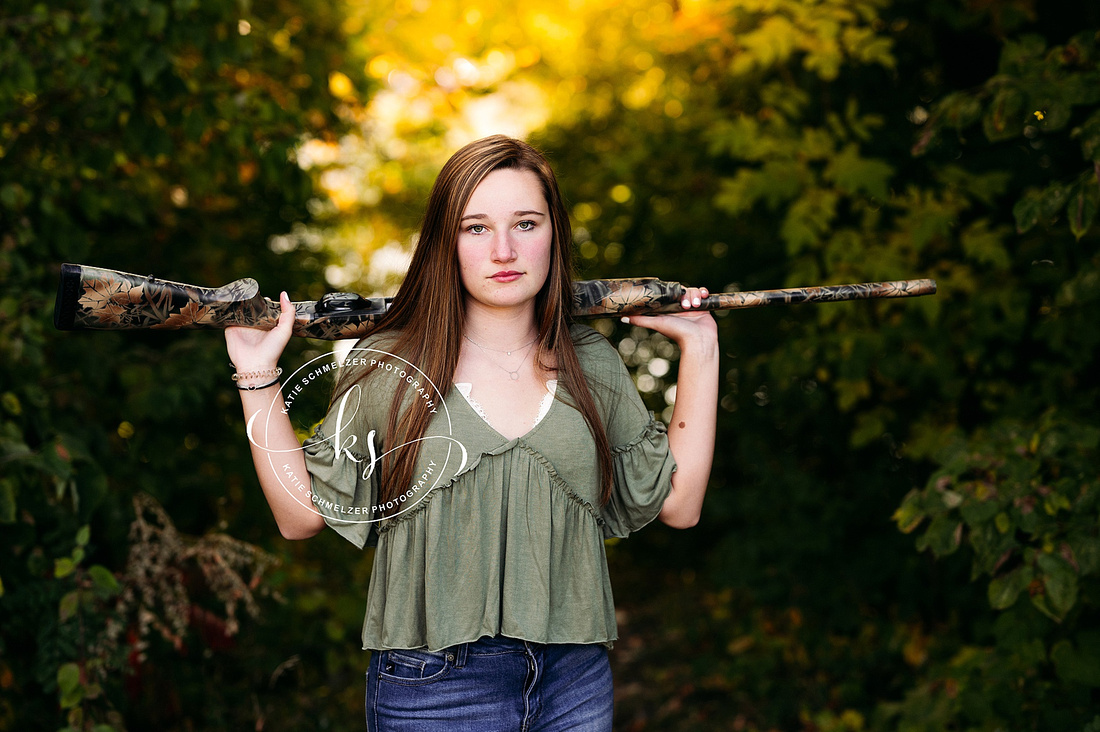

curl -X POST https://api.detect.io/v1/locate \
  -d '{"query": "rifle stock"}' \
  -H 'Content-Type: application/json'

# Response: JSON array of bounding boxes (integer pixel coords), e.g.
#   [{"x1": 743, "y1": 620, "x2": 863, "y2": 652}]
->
[{"x1": 53, "y1": 263, "x2": 936, "y2": 341}]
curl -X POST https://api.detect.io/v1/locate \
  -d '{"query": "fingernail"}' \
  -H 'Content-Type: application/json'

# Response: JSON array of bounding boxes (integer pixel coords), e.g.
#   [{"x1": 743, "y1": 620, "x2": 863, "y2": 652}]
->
[
  {"x1": 682, "y1": 299, "x2": 690, "y2": 308},
  {"x1": 693, "y1": 297, "x2": 701, "y2": 306},
  {"x1": 620, "y1": 316, "x2": 630, "y2": 324}
]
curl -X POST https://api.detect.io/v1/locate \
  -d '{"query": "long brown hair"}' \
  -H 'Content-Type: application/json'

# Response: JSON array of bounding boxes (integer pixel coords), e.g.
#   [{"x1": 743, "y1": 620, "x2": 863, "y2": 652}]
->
[{"x1": 336, "y1": 135, "x2": 614, "y2": 508}]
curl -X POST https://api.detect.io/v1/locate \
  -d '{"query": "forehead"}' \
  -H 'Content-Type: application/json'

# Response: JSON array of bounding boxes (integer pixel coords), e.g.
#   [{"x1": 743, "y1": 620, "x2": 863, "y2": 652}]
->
[{"x1": 463, "y1": 168, "x2": 547, "y2": 215}]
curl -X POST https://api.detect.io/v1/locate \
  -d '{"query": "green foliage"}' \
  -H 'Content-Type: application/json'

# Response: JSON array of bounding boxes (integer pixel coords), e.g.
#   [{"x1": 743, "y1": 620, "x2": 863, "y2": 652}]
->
[
  {"x1": 917, "y1": 30, "x2": 1100, "y2": 240},
  {"x1": 887, "y1": 412, "x2": 1100, "y2": 726},
  {"x1": 0, "y1": 0, "x2": 364, "y2": 729},
  {"x1": 898, "y1": 413, "x2": 1099, "y2": 623},
  {"x1": 2, "y1": 0, "x2": 1099, "y2": 730}
]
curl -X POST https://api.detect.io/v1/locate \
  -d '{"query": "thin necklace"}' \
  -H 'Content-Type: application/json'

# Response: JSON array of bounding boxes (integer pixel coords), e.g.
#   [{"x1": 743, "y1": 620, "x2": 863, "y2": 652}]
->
[{"x1": 463, "y1": 333, "x2": 538, "y2": 381}]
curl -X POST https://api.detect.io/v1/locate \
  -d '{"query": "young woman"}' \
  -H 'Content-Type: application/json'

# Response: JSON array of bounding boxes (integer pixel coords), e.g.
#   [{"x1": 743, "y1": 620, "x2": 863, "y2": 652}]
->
[{"x1": 225, "y1": 135, "x2": 719, "y2": 731}]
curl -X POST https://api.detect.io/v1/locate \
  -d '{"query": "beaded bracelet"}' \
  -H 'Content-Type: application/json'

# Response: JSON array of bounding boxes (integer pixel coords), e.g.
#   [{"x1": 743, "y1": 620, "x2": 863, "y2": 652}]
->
[
  {"x1": 231, "y1": 365, "x2": 283, "y2": 391},
  {"x1": 231, "y1": 366, "x2": 282, "y2": 382}
]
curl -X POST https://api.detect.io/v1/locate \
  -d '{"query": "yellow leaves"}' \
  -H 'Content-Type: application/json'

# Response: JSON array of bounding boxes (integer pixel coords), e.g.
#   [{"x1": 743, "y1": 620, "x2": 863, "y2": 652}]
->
[
  {"x1": 902, "y1": 624, "x2": 930, "y2": 667},
  {"x1": 610, "y1": 184, "x2": 633, "y2": 204},
  {"x1": 834, "y1": 376, "x2": 871, "y2": 411},
  {"x1": 731, "y1": 15, "x2": 798, "y2": 76},
  {"x1": 729, "y1": 0, "x2": 895, "y2": 79},
  {"x1": 622, "y1": 65, "x2": 667, "y2": 110},
  {"x1": 841, "y1": 24, "x2": 895, "y2": 69},
  {"x1": 320, "y1": 168, "x2": 365, "y2": 211},
  {"x1": 530, "y1": 12, "x2": 572, "y2": 43},
  {"x1": 368, "y1": 55, "x2": 395, "y2": 79},
  {"x1": 328, "y1": 71, "x2": 355, "y2": 100}
]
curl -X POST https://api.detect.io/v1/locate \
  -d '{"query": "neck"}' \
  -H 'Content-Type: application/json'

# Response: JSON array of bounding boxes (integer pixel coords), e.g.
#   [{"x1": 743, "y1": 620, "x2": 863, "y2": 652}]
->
[{"x1": 462, "y1": 300, "x2": 539, "y2": 350}]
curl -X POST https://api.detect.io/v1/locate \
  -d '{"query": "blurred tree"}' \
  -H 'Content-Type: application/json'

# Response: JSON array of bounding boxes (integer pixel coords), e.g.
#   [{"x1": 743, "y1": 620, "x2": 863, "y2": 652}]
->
[
  {"x1": 0, "y1": 0, "x2": 370, "y2": 729},
  {"x1": 4, "y1": 0, "x2": 1099, "y2": 730}
]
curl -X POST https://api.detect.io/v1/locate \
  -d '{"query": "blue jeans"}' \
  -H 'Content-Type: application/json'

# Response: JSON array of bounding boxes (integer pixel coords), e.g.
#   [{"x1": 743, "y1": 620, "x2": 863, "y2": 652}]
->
[{"x1": 365, "y1": 635, "x2": 614, "y2": 731}]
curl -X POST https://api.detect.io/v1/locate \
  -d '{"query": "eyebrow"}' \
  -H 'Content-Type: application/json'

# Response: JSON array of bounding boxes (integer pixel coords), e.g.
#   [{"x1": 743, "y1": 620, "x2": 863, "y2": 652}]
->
[{"x1": 460, "y1": 210, "x2": 547, "y2": 222}]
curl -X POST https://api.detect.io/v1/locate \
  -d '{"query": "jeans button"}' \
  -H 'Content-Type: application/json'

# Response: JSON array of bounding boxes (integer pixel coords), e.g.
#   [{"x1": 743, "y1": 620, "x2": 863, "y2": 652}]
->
[{"x1": 445, "y1": 653, "x2": 455, "y2": 662}]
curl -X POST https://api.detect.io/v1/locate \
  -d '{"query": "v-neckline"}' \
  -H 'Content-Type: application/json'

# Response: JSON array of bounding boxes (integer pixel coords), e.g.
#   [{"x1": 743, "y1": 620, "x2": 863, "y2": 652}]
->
[{"x1": 452, "y1": 381, "x2": 557, "y2": 444}]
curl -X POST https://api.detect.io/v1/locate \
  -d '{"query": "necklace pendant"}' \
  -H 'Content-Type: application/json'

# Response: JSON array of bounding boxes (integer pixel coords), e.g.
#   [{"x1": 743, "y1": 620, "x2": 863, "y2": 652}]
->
[{"x1": 509, "y1": 371, "x2": 520, "y2": 380}]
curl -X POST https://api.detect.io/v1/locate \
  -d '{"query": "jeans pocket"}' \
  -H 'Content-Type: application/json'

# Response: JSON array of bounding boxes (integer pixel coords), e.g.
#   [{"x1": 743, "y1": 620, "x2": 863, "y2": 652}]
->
[{"x1": 379, "y1": 648, "x2": 453, "y2": 685}]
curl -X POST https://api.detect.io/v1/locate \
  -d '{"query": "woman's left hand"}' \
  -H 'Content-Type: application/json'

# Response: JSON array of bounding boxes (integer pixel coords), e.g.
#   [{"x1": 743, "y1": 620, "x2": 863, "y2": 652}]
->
[{"x1": 619, "y1": 286, "x2": 718, "y2": 349}]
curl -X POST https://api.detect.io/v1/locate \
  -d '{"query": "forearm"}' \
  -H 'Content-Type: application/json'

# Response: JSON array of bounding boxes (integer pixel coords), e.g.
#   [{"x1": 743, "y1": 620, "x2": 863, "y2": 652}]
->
[
  {"x1": 659, "y1": 335, "x2": 719, "y2": 528},
  {"x1": 238, "y1": 386, "x2": 326, "y2": 540},
  {"x1": 225, "y1": 294, "x2": 323, "y2": 539}
]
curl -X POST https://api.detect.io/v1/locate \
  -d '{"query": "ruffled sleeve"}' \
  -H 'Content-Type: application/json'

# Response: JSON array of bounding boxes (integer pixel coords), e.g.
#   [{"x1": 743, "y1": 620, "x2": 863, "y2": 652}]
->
[
  {"x1": 302, "y1": 425, "x2": 380, "y2": 549},
  {"x1": 601, "y1": 417, "x2": 676, "y2": 538}
]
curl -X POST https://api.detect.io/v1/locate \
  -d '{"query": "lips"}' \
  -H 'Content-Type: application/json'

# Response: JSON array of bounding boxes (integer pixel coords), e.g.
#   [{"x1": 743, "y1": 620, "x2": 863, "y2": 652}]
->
[{"x1": 490, "y1": 271, "x2": 523, "y2": 282}]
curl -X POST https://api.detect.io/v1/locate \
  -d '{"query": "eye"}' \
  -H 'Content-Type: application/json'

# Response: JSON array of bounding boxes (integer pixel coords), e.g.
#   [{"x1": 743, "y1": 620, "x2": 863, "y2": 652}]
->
[
  {"x1": 516, "y1": 220, "x2": 536, "y2": 231},
  {"x1": 466, "y1": 224, "x2": 487, "y2": 235}
]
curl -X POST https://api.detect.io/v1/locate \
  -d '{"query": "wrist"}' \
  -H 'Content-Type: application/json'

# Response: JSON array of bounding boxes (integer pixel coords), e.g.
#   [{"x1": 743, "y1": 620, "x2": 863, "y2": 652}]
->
[{"x1": 231, "y1": 364, "x2": 283, "y2": 391}]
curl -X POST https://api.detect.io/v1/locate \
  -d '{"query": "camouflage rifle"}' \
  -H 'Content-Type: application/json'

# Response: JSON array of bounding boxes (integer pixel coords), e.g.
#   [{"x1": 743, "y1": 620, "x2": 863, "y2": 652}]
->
[{"x1": 53, "y1": 263, "x2": 937, "y2": 341}]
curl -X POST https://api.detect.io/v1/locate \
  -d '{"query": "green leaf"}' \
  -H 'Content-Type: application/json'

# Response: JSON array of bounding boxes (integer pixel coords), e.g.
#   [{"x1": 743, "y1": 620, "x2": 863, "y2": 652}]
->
[
  {"x1": 54, "y1": 557, "x2": 76, "y2": 579},
  {"x1": 1051, "y1": 635, "x2": 1100, "y2": 687},
  {"x1": 893, "y1": 490, "x2": 926, "y2": 534},
  {"x1": 960, "y1": 220, "x2": 1011, "y2": 269},
  {"x1": 57, "y1": 662, "x2": 83, "y2": 709},
  {"x1": 1076, "y1": 110, "x2": 1100, "y2": 161},
  {"x1": 89, "y1": 565, "x2": 121, "y2": 597},
  {"x1": 1037, "y1": 552, "x2": 1078, "y2": 618},
  {"x1": 1038, "y1": 183, "x2": 1071, "y2": 220},
  {"x1": 0, "y1": 480, "x2": 15, "y2": 523},
  {"x1": 75, "y1": 525, "x2": 91, "y2": 547},
  {"x1": 59, "y1": 591, "x2": 80, "y2": 622},
  {"x1": 982, "y1": 86, "x2": 1026, "y2": 142},
  {"x1": 1013, "y1": 191, "x2": 1044, "y2": 233},
  {"x1": 1069, "y1": 534, "x2": 1100, "y2": 575},
  {"x1": 939, "y1": 91, "x2": 983, "y2": 129},
  {"x1": 988, "y1": 565, "x2": 1032, "y2": 610},
  {"x1": 823, "y1": 144, "x2": 893, "y2": 199},
  {"x1": 916, "y1": 514, "x2": 962, "y2": 556},
  {"x1": 147, "y1": 2, "x2": 168, "y2": 34},
  {"x1": 998, "y1": 34, "x2": 1047, "y2": 74},
  {"x1": 1067, "y1": 184, "x2": 1098, "y2": 240}
]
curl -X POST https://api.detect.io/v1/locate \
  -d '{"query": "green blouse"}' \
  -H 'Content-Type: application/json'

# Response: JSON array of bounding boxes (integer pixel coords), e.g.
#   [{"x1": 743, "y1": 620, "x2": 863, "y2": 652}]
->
[{"x1": 301, "y1": 324, "x2": 676, "y2": 652}]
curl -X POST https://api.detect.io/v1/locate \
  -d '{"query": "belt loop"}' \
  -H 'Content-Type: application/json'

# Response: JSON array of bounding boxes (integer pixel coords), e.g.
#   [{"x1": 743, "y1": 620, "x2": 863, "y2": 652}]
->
[{"x1": 452, "y1": 642, "x2": 468, "y2": 668}]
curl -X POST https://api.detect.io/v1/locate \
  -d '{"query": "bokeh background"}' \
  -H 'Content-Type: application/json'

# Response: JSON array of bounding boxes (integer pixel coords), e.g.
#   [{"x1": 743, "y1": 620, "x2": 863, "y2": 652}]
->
[{"x1": 2, "y1": 0, "x2": 1099, "y2": 729}]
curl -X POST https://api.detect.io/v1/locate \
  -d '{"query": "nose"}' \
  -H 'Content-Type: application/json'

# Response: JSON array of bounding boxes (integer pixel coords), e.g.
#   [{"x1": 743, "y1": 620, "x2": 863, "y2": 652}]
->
[{"x1": 490, "y1": 232, "x2": 517, "y2": 263}]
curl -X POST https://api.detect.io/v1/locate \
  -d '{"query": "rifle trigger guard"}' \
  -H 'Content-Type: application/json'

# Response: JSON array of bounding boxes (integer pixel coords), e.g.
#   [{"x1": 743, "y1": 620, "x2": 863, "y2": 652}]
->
[{"x1": 317, "y1": 292, "x2": 369, "y2": 313}]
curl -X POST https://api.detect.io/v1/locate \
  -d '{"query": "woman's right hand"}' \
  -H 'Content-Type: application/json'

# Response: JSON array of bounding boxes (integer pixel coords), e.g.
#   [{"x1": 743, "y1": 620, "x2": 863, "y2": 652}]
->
[{"x1": 225, "y1": 291, "x2": 296, "y2": 373}]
